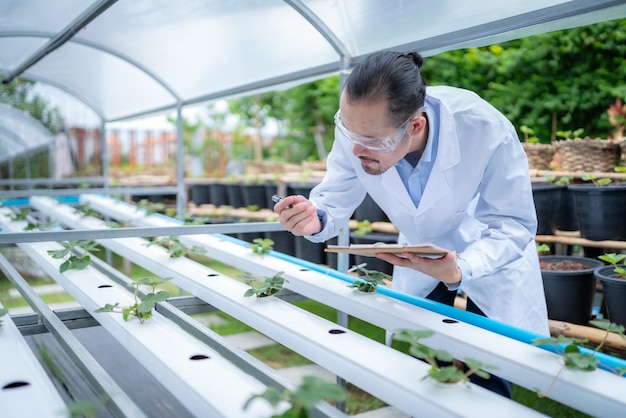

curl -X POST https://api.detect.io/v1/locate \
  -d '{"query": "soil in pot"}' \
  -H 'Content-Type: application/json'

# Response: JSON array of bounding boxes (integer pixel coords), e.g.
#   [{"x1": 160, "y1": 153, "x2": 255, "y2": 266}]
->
[{"x1": 540, "y1": 256, "x2": 603, "y2": 325}]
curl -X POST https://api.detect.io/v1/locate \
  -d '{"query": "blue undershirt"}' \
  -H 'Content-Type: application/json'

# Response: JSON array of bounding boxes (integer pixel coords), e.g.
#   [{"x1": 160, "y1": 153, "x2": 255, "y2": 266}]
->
[{"x1": 394, "y1": 100, "x2": 471, "y2": 289}]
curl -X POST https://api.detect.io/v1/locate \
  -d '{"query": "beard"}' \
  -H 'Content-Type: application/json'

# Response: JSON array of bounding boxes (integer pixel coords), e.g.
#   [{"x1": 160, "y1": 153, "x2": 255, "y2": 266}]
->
[{"x1": 359, "y1": 157, "x2": 391, "y2": 175}]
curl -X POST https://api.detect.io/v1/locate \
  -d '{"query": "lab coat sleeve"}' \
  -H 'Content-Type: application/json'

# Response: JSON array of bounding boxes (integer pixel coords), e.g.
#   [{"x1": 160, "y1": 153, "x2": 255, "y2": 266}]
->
[
  {"x1": 306, "y1": 130, "x2": 367, "y2": 243},
  {"x1": 459, "y1": 125, "x2": 538, "y2": 280}
]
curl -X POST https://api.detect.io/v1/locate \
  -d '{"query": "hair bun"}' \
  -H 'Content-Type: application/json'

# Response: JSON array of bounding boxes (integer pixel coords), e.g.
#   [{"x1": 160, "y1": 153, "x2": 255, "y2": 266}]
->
[{"x1": 406, "y1": 52, "x2": 424, "y2": 69}]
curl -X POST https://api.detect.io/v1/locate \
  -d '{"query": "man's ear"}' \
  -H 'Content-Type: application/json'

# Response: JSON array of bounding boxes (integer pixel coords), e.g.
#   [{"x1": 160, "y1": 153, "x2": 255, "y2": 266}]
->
[{"x1": 409, "y1": 114, "x2": 427, "y2": 135}]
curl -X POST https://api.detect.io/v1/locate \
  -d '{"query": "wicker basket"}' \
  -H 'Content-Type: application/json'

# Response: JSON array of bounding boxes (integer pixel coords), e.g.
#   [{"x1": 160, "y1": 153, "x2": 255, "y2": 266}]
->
[
  {"x1": 521, "y1": 142, "x2": 555, "y2": 170},
  {"x1": 553, "y1": 138, "x2": 622, "y2": 172}
]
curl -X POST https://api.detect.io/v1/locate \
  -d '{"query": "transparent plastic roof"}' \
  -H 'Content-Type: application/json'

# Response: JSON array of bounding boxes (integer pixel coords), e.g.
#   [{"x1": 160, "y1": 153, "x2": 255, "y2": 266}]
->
[
  {"x1": 2, "y1": 0, "x2": 626, "y2": 124},
  {"x1": 0, "y1": 103, "x2": 54, "y2": 164}
]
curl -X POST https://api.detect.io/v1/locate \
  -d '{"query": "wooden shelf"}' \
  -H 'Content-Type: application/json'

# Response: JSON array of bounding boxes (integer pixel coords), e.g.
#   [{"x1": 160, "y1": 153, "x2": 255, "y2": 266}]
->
[{"x1": 536, "y1": 231, "x2": 626, "y2": 250}]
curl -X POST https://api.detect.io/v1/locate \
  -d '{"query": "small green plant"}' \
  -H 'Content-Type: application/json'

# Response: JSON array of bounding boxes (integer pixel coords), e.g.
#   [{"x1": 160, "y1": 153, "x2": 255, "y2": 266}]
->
[
  {"x1": 74, "y1": 202, "x2": 102, "y2": 219},
  {"x1": 598, "y1": 253, "x2": 626, "y2": 279},
  {"x1": 520, "y1": 125, "x2": 540, "y2": 143},
  {"x1": 536, "y1": 243, "x2": 550, "y2": 254},
  {"x1": 354, "y1": 219, "x2": 372, "y2": 236},
  {"x1": 65, "y1": 395, "x2": 109, "y2": 418},
  {"x1": 5, "y1": 208, "x2": 41, "y2": 230},
  {"x1": 136, "y1": 199, "x2": 165, "y2": 215},
  {"x1": 243, "y1": 375, "x2": 347, "y2": 418},
  {"x1": 393, "y1": 329, "x2": 497, "y2": 384},
  {"x1": 347, "y1": 265, "x2": 392, "y2": 293},
  {"x1": 556, "y1": 128, "x2": 585, "y2": 139},
  {"x1": 581, "y1": 173, "x2": 612, "y2": 187},
  {"x1": 95, "y1": 277, "x2": 172, "y2": 324},
  {"x1": 238, "y1": 271, "x2": 288, "y2": 298},
  {"x1": 147, "y1": 236, "x2": 207, "y2": 258},
  {"x1": 532, "y1": 320, "x2": 626, "y2": 397},
  {"x1": 47, "y1": 240, "x2": 100, "y2": 273},
  {"x1": 249, "y1": 238, "x2": 274, "y2": 257},
  {"x1": 543, "y1": 174, "x2": 573, "y2": 185},
  {"x1": 0, "y1": 307, "x2": 8, "y2": 327}
]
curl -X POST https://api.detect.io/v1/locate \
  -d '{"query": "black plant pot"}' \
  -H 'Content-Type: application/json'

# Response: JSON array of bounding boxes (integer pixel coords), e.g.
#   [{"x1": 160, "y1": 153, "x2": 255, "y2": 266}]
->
[
  {"x1": 209, "y1": 182, "x2": 229, "y2": 206},
  {"x1": 568, "y1": 183, "x2": 626, "y2": 241},
  {"x1": 556, "y1": 186, "x2": 578, "y2": 231},
  {"x1": 350, "y1": 232, "x2": 397, "y2": 276},
  {"x1": 241, "y1": 183, "x2": 269, "y2": 209},
  {"x1": 532, "y1": 184, "x2": 563, "y2": 235},
  {"x1": 595, "y1": 264, "x2": 626, "y2": 327},
  {"x1": 540, "y1": 256, "x2": 603, "y2": 325},
  {"x1": 265, "y1": 182, "x2": 280, "y2": 209},
  {"x1": 189, "y1": 184, "x2": 211, "y2": 205},
  {"x1": 226, "y1": 183, "x2": 245, "y2": 209}
]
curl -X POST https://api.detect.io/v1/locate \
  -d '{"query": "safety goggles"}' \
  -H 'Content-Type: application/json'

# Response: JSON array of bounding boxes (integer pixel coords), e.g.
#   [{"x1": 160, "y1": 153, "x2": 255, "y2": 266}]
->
[{"x1": 334, "y1": 108, "x2": 424, "y2": 153}]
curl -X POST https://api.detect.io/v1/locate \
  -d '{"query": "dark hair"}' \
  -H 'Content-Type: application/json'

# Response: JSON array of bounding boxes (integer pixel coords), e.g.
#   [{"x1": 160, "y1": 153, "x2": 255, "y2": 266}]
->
[{"x1": 344, "y1": 50, "x2": 427, "y2": 126}]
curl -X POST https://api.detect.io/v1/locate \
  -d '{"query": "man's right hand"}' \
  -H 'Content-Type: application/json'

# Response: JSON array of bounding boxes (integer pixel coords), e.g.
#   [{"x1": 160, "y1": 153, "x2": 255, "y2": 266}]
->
[{"x1": 273, "y1": 195, "x2": 321, "y2": 236}]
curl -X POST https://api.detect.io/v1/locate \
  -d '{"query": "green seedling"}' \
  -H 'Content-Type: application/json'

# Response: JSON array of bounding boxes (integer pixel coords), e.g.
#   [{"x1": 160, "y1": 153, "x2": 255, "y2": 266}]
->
[
  {"x1": 393, "y1": 328, "x2": 497, "y2": 384},
  {"x1": 95, "y1": 277, "x2": 172, "y2": 324},
  {"x1": 598, "y1": 253, "x2": 626, "y2": 279},
  {"x1": 136, "y1": 199, "x2": 165, "y2": 215},
  {"x1": 147, "y1": 236, "x2": 207, "y2": 258},
  {"x1": 238, "y1": 271, "x2": 288, "y2": 298},
  {"x1": 532, "y1": 320, "x2": 626, "y2": 397},
  {"x1": 536, "y1": 243, "x2": 551, "y2": 254},
  {"x1": 581, "y1": 173, "x2": 612, "y2": 187},
  {"x1": 5, "y1": 208, "x2": 41, "y2": 230},
  {"x1": 65, "y1": 395, "x2": 109, "y2": 418},
  {"x1": 520, "y1": 125, "x2": 539, "y2": 143},
  {"x1": 354, "y1": 219, "x2": 372, "y2": 236},
  {"x1": 0, "y1": 308, "x2": 8, "y2": 328},
  {"x1": 243, "y1": 375, "x2": 347, "y2": 418},
  {"x1": 73, "y1": 202, "x2": 102, "y2": 219},
  {"x1": 47, "y1": 240, "x2": 100, "y2": 273},
  {"x1": 348, "y1": 265, "x2": 392, "y2": 293},
  {"x1": 249, "y1": 238, "x2": 274, "y2": 257}
]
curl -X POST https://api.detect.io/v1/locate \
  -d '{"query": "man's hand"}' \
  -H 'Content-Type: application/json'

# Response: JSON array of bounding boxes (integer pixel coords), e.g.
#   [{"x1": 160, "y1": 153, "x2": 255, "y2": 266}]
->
[
  {"x1": 375, "y1": 251, "x2": 461, "y2": 284},
  {"x1": 273, "y1": 195, "x2": 321, "y2": 236}
]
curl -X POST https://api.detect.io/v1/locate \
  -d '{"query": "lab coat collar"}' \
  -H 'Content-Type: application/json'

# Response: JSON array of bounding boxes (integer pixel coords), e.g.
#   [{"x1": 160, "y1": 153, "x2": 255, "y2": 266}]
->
[{"x1": 380, "y1": 95, "x2": 461, "y2": 214}]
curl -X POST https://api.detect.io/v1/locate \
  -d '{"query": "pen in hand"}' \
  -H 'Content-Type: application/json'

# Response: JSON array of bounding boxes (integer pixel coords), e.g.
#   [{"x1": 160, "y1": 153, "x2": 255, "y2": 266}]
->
[{"x1": 272, "y1": 194, "x2": 293, "y2": 209}]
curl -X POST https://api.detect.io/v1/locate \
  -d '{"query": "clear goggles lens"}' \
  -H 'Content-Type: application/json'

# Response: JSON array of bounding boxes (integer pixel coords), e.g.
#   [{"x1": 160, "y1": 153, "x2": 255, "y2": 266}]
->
[{"x1": 334, "y1": 108, "x2": 424, "y2": 152}]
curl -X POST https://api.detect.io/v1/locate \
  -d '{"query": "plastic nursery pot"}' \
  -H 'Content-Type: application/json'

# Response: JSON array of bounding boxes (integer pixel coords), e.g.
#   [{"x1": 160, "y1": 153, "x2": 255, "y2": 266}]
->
[
  {"x1": 568, "y1": 183, "x2": 626, "y2": 241},
  {"x1": 532, "y1": 183, "x2": 563, "y2": 235},
  {"x1": 540, "y1": 256, "x2": 604, "y2": 325},
  {"x1": 594, "y1": 264, "x2": 626, "y2": 327}
]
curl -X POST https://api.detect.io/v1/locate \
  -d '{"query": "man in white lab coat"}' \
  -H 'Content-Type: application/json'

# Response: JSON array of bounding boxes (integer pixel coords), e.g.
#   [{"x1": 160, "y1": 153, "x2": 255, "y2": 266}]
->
[{"x1": 274, "y1": 50, "x2": 549, "y2": 397}]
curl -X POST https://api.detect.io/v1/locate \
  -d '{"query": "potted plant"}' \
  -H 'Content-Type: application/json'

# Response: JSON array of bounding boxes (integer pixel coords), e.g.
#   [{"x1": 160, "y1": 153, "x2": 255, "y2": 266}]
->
[
  {"x1": 537, "y1": 244, "x2": 604, "y2": 325},
  {"x1": 568, "y1": 174, "x2": 626, "y2": 241},
  {"x1": 594, "y1": 253, "x2": 626, "y2": 327},
  {"x1": 553, "y1": 129, "x2": 622, "y2": 173}
]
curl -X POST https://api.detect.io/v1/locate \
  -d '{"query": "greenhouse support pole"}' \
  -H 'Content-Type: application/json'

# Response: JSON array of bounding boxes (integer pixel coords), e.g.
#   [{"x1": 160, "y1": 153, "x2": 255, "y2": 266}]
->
[
  {"x1": 101, "y1": 118, "x2": 113, "y2": 266},
  {"x1": 176, "y1": 104, "x2": 185, "y2": 217}
]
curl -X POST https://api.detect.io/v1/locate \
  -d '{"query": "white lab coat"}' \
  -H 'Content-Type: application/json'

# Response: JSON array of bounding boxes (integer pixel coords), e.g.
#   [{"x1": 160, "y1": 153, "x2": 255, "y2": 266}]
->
[{"x1": 307, "y1": 86, "x2": 549, "y2": 336}]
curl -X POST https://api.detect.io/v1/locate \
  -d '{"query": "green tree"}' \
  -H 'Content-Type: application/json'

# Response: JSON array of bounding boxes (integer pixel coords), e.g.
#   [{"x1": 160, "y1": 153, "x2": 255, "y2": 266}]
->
[
  {"x1": 0, "y1": 78, "x2": 61, "y2": 133},
  {"x1": 423, "y1": 19, "x2": 626, "y2": 142}
]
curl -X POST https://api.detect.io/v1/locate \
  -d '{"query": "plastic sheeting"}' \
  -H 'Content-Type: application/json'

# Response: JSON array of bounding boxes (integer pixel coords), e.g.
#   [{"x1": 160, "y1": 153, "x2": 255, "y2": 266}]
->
[
  {"x1": 0, "y1": 103, "x2": 54, "y2": 165},
  {"x1": 1, "y1": 0, "x2": 626, "y2": 157}
]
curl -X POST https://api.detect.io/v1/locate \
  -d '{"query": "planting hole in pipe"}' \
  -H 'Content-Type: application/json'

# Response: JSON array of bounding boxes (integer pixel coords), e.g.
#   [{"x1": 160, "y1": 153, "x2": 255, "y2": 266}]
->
[
  {"x1": 3, "y1": 381, "x2": 30, "y2": 390},
  {"x1": 207, "y1": 274, "x2": 219, "y2": 277},
  {"x1": 189, "y1": 354, "x2": 210, "y2": 360},
  {"x1": 299, "y1": 268, "x2": 310, "y2": 272},
  {"x1": 442, "y1": 318, "x2": 459, "y2": 324},
  {"x1": 328, "y1": 329, "x2": 346, "y2": 335},
  {"x1": 98, "y1": 284, "x2": 112, "y2": 288}
]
